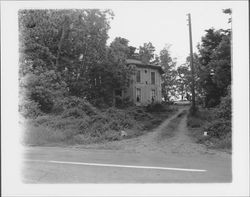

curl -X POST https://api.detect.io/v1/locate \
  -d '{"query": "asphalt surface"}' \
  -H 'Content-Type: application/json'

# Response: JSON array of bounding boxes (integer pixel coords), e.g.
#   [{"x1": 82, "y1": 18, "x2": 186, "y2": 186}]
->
[{"x1": 22, "y1": 108, "x2": 232, "y2": 183}]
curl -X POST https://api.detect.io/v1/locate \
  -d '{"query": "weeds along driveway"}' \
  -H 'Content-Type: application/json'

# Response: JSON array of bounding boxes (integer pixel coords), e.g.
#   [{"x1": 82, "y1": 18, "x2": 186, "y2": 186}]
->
[
  {"x1": 23, "y1": 106, "x2": 232, "y2": 183},
  {"x1": 75, "y1": 106, "x2": 229, "y2": 157},
  {"x1": 75, "y1": 107, "x2": 187, "y2": 153}
]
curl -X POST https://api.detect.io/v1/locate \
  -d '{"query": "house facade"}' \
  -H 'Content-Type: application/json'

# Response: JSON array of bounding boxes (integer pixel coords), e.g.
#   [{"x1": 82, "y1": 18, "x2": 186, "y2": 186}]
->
[{"x1": 115, "y1": 59, "x2": 163, "y2": 106}]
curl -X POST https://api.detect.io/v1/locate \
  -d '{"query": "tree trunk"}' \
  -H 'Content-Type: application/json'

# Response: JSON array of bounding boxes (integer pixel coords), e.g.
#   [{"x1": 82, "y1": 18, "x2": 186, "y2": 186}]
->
[{"x1": 56, "y1": 16, "x2": 70, "y2": 69}]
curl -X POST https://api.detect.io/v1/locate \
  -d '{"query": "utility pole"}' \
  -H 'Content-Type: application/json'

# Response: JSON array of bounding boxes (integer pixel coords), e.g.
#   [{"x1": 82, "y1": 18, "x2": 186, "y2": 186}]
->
[{"x1": 187, "y1": 13, "x2": 196, "y2": 114}]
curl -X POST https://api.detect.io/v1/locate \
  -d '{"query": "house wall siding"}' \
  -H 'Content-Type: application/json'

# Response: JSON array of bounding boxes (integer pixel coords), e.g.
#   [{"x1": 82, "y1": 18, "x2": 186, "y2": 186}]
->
[{"x1": 124, "y1": 64, "x2": 162, "y2": 105}]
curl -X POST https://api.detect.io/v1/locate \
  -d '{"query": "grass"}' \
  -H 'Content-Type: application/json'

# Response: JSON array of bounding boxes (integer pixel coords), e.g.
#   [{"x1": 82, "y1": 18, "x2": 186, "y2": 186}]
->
[
  {"x1": 186, "y1": 107, "x2": 232, "y2": 152},
  {"x1": 157, "y1": 111, "x2": 186, "y2": 140},
  {"x1": 22, "y1": 103, "x2": 177, "y2": 146}
]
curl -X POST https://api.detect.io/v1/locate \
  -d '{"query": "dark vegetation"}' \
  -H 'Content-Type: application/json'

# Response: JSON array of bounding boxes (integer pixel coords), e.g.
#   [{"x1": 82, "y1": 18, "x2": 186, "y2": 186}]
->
[
  {"x1": 21, "y1": 100, "x2": 176, "y2": 146},
  {"x1": 187, "y1": 87, "x2": 231, "y2": 151}
]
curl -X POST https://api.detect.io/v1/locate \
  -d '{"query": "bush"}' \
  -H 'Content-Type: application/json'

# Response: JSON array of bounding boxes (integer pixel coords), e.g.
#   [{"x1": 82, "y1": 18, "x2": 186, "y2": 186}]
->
[
  {"x1": 53, "y1": 96, "x2": 101, "y2": 116},
  {"x1": 187, "y1": 116, "x2": 203, "y2": 128},
  {"x1": 216, "y1": 132, "x2": 232, "y2": 149},
  {"x1": 216, "y1": 91, "x2": 231, "y2": 120},
  {"x1": 30, "y1": 88, "x2": 54, "y2": 113},
  {"x1": 61, "y1": 107, "x2": 87, "y2": 118},
  {"x1": 103, "y1": 130, "x2": 121, "y2": 141},
  {"x1": 146, "y1": 102, "x2": 169, "y2": 112},
  {"x1": 23, "y1": 101, "x2": 174, "y2": 146},
  {"x1": 19, "y1": 99, "x2": 44, "y2": 118},
  {"x1": 207, "y1": 98, "x2": 219, "y2": 108},
  {"x1": 35, "y1": 115, "x2": 52, "y2": 125},
  {"x1": 204, "y1": 119, "x2": 231, "y2": 139},
  {"x1": 115, "y1": 97, "x2": 134, "y2": 108},
  {"x1": 187, "y1": 109, "x2": 212, "y2": 128}
]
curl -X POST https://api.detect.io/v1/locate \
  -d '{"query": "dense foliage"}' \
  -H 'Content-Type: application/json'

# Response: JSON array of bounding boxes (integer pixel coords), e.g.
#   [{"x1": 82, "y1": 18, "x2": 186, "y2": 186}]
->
[
  {"x1": 196, "y1": 28, "x2": 231, "y2": 107},
  {"x1": 160, "y1": 45, "x2": 178, "y2": 102},
  {"x1": 19, "y1": 9, "x2": 136, "y2": 113},
  {"x1": 138, "y1": 42, "x2": 156, "y2": 64}
]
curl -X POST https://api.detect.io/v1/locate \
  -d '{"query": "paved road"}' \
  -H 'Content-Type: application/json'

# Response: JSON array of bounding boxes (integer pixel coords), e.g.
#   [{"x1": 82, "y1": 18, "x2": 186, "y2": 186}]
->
[{"x1": 22, "y1": 109, "x2": 232, "y2": 183}]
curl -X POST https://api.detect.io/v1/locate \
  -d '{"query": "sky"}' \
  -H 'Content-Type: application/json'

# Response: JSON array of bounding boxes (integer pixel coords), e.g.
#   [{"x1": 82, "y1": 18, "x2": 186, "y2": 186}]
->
[{"x1": 106, "y1": 1, "x2": 232, "y2": 65}]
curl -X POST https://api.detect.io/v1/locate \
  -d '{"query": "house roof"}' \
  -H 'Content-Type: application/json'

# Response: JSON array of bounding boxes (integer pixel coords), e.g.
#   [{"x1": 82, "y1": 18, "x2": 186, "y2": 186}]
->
[{"x1": 126, "y1": 59, "x2": 164, "y2": 74}]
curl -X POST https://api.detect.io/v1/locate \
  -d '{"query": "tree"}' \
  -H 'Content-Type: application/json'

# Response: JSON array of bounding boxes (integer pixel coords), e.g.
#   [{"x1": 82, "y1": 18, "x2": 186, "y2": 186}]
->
[
  {"x1": 177, "y1": 64, "x2": 191, "y2": 100},
  {"x1": 138, "y1": 42, "x2": 155, "y2": 64},
  {"x1": 159, "y1": 45, "x2": 178, "y2": 101},
  {"x1": 19, "y1": 9, "x2": 114, "y2": 111},
  {"x1": 108, "y1": 37, "x2": 130, "y2": 64},
  {"x1": 223, "y1": 8, "x2": 232, "y2": 24},
  {"x1": 196, "y1": 22, "x2": 231, "y2": 107},
  {"x1": 85, "y1": 36, "x2": 132, "y2": 106},
  {"x1": 128, "y1": 46, "x2": 137, "y2": 58}
]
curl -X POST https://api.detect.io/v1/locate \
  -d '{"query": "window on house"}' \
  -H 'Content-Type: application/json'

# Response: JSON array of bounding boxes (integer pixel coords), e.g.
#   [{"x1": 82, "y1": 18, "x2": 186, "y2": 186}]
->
[
  {"x1": 136, "y1": 70, "x2": 141, "y2": 83},
  {"x1": 151, "y1": 72, "x2": 155, "y2": 84},
  {"x1": 136, "y1": 88, "x2": 141, "y2": 102},
  {"x1": 151, "y1": 89, "x2": 156, "y2": 103}
]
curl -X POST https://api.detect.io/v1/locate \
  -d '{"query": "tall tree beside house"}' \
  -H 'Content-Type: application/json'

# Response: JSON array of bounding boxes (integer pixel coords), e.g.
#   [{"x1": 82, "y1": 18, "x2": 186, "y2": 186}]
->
[
  {"x1": 19, "y1": 9, "x2": 114, "y2": 113},
  {"x1": 151, "y1": 54, "x2": 160, "y2": 65},
  {"x1": 86, "y1": 36, "x2": 133, "y2": 107},
  {"x1": 19, "y1": 10, "x2": 68, "y2": 113},
  {"x1": 56, "y1": 9, "x2": 114, "y2": 98},
  {"x1": 107, "y1": 37, "x2": 130, "y2": 64},
  {"x1": 196, "y1": 27, "x2": 231, "y2": 107},
  {"x1": 159, "y1": 45, "x2": 178, "y2": 102},
  {"x1": 128, "y1": 46, "x2": 137, "y2": 59},
  {"x1": 176, "y1": 64, "x2": 191, "y2": 100},
  {"x1": 193, "y1": 9, "x2": 231, "y2": 107},
  {"x1": 139, "y1": 42, "x2": 156, "y2": 64}
]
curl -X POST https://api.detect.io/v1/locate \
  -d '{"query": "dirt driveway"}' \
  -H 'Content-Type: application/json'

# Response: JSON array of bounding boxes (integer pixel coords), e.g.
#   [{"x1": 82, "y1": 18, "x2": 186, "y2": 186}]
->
[{"x1": 75, "y1": 107, "x2": 229, "y2": 158}]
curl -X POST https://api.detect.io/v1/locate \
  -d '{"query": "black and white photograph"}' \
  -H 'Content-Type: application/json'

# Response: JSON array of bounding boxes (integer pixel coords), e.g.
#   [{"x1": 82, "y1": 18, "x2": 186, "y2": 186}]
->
[{"x1": 1, "y1": 1, "x2": 249, "y2": 196}]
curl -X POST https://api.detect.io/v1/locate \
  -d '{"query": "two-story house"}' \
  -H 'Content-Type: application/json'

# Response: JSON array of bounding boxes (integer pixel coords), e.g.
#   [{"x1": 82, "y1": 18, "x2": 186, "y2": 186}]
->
[{"x1": 114, "y1": 59, "x2": 163, "y2": 106}]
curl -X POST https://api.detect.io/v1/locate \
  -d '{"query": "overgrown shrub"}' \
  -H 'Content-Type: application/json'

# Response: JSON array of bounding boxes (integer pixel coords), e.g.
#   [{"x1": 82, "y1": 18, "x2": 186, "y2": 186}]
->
[
  {"x1": 216, "y1": 88, "x2": 231, "y2": 120},
  {"x1": 103, "y1": 130, "x2": 121, "y2": 141},
  {"x1": 23, "y1": 100, "x2": 175, "y2": 146},
  {"x1": 187, "y1": 109, "x2": 212, "y2": 128},
  {"x1": 35, "y1": 115, "x2": 52, "y2": 125},
  {"x1": 61, "y1": 107, "x2": 87, "y2": 118},
  {"x1": 146, "y1": 103, "x2": 162, "y2": 112},
  {"x1": 187, "y1": 116, "x2": 203, "y2": 128},
  {"x1": 30, "y1": 88, "x2": 54, "y2": 113},
  {"x1": 146, "y1": 102, "x2": 169, "y2": 112},
  {"x1": 207, "y1": 98, "x2": 219, "y2": 108},
  {"x1": 204, "y1": 119, "x2": 231, "y2": 139},
  {"x1": 53, "y1": 96, "x2": 100, "y2": 116},
  {"x1": 126, "y1": 107, "x2": 153, "y2": 121},
  {"x1": 115, "y1": 97, "x2": 134, "y2": 108},
  {"x1": 19, "y1": 99, "x2": 44, "y2": 118}
]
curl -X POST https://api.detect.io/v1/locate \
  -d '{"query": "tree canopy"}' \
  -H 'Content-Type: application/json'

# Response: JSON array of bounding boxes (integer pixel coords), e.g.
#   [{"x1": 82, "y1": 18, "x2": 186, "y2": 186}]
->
[
  {"x1": 139, "y1": 42, "x2": 156, "y2": 64},
  {"x1": 159, "y1": 45, "x2": 178, "y2": 101}
]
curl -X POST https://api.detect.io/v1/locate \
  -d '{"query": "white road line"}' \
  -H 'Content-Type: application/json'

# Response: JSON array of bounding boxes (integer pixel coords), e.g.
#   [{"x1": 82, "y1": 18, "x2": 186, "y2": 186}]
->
[{"x1": 25, "y1": 159, "x2": 207, "y2": 172}]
